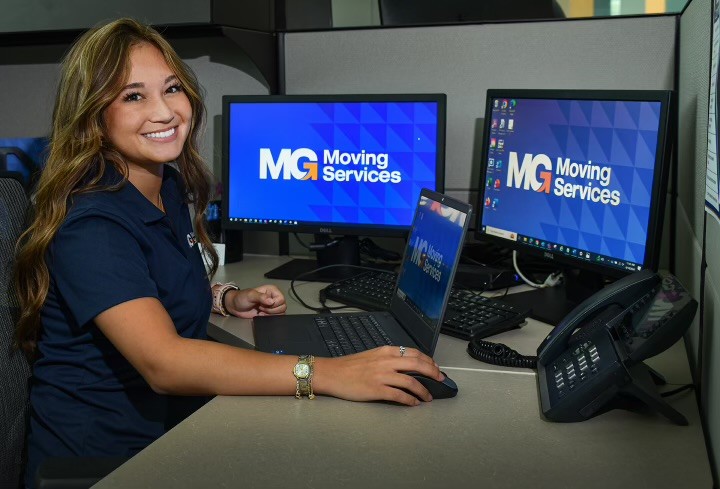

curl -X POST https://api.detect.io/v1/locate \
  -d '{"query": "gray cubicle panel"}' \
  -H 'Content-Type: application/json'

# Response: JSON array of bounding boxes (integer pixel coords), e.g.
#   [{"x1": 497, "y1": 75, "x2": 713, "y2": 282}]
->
[
  {"x1": 283, "y1": 16, "x2": 677, "y2": 205},
  {"x1": 678, "y1": 0, "x2": 720, "y2": 480}
]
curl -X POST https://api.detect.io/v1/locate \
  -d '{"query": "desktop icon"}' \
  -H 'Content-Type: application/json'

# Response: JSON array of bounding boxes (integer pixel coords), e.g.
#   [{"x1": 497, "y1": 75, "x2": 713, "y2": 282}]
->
[
  {"x1": 499, "y1": 119, "x2": 506, "y2": 129},
  {"x1": 495, "y1": 160, "x2": 503, "y2": 169},
  {"x1": 497, "y1": 139, "x2": 505, "y2": 150},
  {"x1": 510, "y1": 99, "x2": 517, "y2": 108},
  {"x1": 490, "y1": 138, "x2": 497, "y2": 148},
  {"x1": 493, "y1": 100, "x2": 499, "y2": 108},
  {"x1": 487, "y1": 177, "x2": 494, "y2": 187},
  {"x1": 485, "y1": 197, "x2": 491, "y2": 207},
  {"x1": 501, "y1": 100, "x2": 508, "y2": 109},
  {"x1": 494, "y1": 179, "x2": 501, "y2": 189},
  {"x1": 491, "y1": 119, "x2": 498, "y2": 128},
  {"x1": 488, "y1": 157, "x2": 495, "y2": 167},
  {"x1": 508, "y1": 119, "x2": 514, "y2": 130},
  {"x1": 492, "y1": 198, "x2": 500, "y2": 209}
]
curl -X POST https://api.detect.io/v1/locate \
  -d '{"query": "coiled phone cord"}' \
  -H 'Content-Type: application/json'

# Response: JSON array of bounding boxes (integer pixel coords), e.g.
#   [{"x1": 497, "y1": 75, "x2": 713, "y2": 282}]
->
[{"x1": 467, "y1": 339, "x2": 538, "y2": 369}]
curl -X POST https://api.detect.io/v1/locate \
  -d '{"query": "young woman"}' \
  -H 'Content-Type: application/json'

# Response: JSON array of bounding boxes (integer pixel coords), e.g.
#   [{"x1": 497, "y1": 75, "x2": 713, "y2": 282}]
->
[{"x1": 14, "y1": 18, "x2": 443, "y2": 485}]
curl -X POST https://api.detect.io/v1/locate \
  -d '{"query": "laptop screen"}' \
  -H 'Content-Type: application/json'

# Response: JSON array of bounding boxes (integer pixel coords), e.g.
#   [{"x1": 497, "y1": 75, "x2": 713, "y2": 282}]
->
[{"x1": 394, "y1": 191, "x2": 470, "y2": 352}]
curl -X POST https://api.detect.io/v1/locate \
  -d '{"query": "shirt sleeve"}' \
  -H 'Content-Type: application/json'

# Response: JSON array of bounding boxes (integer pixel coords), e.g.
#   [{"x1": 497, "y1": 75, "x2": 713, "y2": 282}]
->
[{"x1": 50, "y1": 212, "x2": 158, "y2": 328}]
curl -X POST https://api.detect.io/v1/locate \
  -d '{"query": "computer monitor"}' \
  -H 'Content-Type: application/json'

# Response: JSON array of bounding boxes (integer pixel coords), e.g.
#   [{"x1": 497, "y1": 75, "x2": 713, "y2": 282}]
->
[
  {"x1": 475, "y1": 89, "x2": 673, "y2": 324},
  {"x1": 222, "y1": 93, "x2": 446, "y2": 280}
]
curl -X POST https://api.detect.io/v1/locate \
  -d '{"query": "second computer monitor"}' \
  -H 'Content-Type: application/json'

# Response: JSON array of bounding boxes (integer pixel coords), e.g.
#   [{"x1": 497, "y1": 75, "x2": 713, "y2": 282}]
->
[{"x1": 476, "y1": 89, "x2": 672, "y2": 322}]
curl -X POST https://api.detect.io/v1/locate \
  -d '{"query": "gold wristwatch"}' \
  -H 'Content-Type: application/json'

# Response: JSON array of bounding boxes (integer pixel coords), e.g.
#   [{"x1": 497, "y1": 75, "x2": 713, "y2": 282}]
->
[{"x1": 293, "y1": 355, "x2": 315, "y2": 399}]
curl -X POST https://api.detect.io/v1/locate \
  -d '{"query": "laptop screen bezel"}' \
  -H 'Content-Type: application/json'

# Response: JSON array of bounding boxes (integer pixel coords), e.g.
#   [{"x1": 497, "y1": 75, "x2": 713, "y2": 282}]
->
[{"x1": 389, "y1": 188, "x2": 472, "y2": 355}]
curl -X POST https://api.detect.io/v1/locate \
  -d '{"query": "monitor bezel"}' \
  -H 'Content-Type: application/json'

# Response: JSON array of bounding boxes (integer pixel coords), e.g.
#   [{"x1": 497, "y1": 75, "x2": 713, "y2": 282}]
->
[
  {"x1": 221, "y1": 93, "x2": 447, "y2": 238},
  {"x1": 474, "y1": 88, "x2": 673, "y2": 279}
]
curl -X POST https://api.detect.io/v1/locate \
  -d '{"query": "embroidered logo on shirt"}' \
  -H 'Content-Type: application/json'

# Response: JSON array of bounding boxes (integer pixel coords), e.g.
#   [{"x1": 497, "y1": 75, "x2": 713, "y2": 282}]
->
[{"x1": 187, "y1": 232, "x2": 197, "y2": 248}]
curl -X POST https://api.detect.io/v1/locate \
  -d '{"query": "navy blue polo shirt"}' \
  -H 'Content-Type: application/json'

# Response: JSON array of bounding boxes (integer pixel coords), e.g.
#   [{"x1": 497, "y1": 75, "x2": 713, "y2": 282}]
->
[{"x1": 25, "y1": 165, "x2": 213, "y2": 486}]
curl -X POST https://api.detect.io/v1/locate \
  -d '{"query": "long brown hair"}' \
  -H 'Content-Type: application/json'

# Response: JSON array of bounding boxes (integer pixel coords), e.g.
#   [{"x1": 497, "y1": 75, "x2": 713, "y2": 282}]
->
[{"x1": 14, "y1": 18, "x2": 218, "y2": 356}]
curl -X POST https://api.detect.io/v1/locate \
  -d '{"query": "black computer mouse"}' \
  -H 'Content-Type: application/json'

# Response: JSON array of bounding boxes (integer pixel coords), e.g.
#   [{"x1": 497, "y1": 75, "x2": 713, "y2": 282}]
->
[{"x1": 406, "y1": 371, "x2": 458, "y2": 399}]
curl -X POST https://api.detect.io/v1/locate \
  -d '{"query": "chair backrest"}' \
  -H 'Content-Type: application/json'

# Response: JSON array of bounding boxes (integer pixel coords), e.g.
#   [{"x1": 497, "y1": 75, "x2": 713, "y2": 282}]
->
[{"x1": 0, "y1": 176, "x2": 31, "y2": 488}]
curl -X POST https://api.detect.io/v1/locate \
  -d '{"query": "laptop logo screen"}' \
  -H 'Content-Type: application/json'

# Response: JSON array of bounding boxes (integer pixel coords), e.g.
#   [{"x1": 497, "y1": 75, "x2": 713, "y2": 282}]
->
[{"x1": 396, "y1": 195, "x2": 468, "y2": 334}]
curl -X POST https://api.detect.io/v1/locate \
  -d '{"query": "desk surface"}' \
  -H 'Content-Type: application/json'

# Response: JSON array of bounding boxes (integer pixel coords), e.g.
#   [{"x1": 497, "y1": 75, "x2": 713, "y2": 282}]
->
[{"x1": 94, "y1": 255, "x2": 713, "y2": 489}]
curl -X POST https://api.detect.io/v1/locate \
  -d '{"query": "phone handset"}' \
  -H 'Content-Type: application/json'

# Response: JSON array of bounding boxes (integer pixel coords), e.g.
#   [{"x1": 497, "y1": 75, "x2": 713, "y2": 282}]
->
[{"x1": 536, "y1": 269, "x2": 661, "y2": 365}]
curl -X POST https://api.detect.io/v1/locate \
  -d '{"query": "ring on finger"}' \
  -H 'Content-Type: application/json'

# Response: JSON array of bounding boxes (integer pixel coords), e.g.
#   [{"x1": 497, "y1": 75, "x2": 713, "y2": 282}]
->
[{"x1": 399, "y1": 345, "x2": 406, "y2": 357}]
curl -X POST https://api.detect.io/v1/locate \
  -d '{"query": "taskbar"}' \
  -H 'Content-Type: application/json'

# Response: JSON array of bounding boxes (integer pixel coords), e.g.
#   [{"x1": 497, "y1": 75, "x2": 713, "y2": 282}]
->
[
  {"x1": 516, "y1": 234, "x2": 643, "y2": 274},
  {"x1": 228, "y1": 217, "x2": 299, "y2": 226}
]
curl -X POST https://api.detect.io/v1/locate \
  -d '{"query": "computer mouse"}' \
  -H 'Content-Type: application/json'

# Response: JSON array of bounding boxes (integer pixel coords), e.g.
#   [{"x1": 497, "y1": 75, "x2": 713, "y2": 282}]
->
[{"x1": 406, "y1": 371, "x2": 458, "y2": 399}]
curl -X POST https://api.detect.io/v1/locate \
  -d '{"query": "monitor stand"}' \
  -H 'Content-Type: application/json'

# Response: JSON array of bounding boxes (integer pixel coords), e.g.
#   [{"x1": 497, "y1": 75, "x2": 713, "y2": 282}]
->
[
  {"x1": 264, "y1": 235, "x2": 395, "y2": 282},
  {"x1": 498, "y1": 268, "x2": 607, "y2": 326}
]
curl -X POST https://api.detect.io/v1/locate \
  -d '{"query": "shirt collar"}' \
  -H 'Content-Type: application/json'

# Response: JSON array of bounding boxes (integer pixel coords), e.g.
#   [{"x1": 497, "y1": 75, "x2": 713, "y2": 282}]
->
[{"x1": 102, "y1": 164, "x2": 184, "y2": 225}]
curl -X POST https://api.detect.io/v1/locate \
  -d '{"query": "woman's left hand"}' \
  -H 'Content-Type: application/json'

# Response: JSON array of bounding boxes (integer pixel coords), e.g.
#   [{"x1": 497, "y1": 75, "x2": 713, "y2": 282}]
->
[{"x1": 226, "y1": 285, "x2": 287, "y2": 318}]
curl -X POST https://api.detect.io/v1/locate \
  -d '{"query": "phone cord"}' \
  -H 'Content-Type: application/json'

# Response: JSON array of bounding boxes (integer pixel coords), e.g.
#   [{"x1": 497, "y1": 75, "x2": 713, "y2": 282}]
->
[{"x1": 467, "y1": 339, "x2": 538, "y2": 369}]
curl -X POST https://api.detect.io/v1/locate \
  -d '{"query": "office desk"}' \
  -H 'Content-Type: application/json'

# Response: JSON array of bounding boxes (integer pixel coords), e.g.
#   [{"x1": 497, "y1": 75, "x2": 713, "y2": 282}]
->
[{"x1": 94, "y1": 255, "x2": 713, "y2": 489}]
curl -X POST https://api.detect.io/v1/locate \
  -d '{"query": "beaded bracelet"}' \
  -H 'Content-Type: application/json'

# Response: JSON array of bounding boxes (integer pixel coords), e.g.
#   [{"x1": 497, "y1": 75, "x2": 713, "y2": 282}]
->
[{"x1": 211, "y1": 282, "x2": 239, "y2": 316}]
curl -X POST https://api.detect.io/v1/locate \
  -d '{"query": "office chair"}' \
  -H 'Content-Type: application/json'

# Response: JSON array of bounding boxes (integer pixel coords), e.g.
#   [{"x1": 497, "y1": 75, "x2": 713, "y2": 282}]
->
[
  {"x1": 0, "y1": 175, "x2": 32, "y2": 488},
  {"x1": 0, "y1": 147, "x2": 41, "y2": 193},
  {"x1": 0, "y1": 176, "x2": 126, "y2": 489}
]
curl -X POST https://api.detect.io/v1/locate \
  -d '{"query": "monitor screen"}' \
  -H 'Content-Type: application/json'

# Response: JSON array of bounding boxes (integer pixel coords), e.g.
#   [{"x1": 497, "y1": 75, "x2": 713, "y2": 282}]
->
[
  {"x1": 475, "y1": 90, "x2": 671, "y2": 324},
  {"x1": 476, "y1": 89, "x2": 672, "y2": 279},
  {"x1": 222, "y1": 94, "x2": 446, "y2": 238}
]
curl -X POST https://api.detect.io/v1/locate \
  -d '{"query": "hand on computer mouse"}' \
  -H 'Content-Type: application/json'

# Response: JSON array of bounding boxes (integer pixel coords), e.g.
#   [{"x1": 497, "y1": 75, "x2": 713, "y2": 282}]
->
[
  {"x1": 315, "y1": 345, "x2": 443, "y2": 406},
  {"x1": 405, "y1": 371, "x2": 459, "y2": 400}
]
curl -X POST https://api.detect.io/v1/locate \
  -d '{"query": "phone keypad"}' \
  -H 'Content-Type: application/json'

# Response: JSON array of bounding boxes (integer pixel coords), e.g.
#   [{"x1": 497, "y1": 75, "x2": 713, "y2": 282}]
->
[{"x1": 553, "y1": 342, "x2": 601, "y2": 396}]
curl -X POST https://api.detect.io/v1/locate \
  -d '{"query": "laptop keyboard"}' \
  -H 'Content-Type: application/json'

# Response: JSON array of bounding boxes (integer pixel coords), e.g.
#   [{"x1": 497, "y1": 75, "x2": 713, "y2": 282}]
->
[
  {"x1": 316, "y1": 314, "x2": 394, "y2": 357},
  {"x1": 322, "y1": 270, "x2": 530, "y2": 340}
]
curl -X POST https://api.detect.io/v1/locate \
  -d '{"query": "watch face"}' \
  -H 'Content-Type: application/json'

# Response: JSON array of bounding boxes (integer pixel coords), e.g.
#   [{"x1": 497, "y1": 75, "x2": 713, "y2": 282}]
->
[{"x1": 294, "y1": 363, "x2": 310, "y2": 379}]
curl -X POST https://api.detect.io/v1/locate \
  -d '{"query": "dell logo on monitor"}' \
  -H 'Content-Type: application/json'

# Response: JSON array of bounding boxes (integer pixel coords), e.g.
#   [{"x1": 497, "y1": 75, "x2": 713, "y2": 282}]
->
[{"x1": 543, "y1": 252, "x2": 554, "y2": 259}]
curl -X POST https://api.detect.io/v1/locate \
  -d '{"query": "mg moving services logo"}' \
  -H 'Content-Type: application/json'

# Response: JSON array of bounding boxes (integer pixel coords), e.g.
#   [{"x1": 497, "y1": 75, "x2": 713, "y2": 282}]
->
[
  {"x1": 506, "y1": 151, "x2": 621, "y2": 206},
  {"x1": 259, "y1": 148, "x2": 402, "y2": 184},
  {"x1": 410, "y1": 235, "x2": 443, "y2": 282}
]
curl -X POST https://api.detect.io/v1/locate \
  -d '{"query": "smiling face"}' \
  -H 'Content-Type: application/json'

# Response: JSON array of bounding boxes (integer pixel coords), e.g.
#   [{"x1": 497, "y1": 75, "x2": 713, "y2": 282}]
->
[{"x1": 103, "y1": 42, "x2": 192, "y2": 174}]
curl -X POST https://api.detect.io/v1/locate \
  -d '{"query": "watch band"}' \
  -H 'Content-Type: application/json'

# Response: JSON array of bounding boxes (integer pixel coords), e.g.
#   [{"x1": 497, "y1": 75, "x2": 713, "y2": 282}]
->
[
  {"x1": 293, "y1": 355, "x2": 315, "y2": 400},
  {"x1": 212, "y1": 282, "x2": 239, "y2": 317}
]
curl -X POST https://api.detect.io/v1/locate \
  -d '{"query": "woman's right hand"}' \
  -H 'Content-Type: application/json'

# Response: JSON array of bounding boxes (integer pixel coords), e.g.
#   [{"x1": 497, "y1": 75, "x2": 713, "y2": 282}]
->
[{"x1": 313, "y1": 345, "x2": 444, "y2": 406}]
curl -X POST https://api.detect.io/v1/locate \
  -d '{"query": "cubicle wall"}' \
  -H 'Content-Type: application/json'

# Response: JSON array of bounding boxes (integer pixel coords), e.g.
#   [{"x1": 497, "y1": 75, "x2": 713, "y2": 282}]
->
[
  {"x1": 679, "y1": 0, "x2": 719, "y2": 477},
  {"x1": 284, "y1": 16, "x2": 677, "y2": 206}
]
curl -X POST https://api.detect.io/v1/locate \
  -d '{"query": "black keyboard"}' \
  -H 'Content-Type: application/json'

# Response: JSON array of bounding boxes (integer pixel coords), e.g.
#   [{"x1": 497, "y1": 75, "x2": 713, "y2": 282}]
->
[
  {"x1": 322, "y1": 270, "x2": 530, "y2": 340},
  {"x1": 315, "y1": 314, "x2": 394, "y2": 357}
]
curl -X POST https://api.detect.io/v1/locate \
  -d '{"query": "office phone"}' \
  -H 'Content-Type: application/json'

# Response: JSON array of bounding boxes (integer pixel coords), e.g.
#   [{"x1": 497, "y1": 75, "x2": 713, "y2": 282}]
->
[
  {"x1": 468, "y1": 269, "x2": 698, "y2": 423},
  {"x1": 535, "y1": 269, "x2": 697, "y2": 425}
]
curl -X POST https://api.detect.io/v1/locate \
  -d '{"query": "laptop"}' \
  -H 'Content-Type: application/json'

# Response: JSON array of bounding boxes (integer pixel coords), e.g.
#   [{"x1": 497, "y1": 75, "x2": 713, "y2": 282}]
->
[{"x1": 253, "y1": 189, "x2": 472, "y2": 357}]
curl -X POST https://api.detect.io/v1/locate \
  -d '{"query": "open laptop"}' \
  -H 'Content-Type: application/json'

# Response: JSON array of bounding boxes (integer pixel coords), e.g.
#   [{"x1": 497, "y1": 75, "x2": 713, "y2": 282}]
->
[{"x1": 253, "y1": 188, "x2": 472, "y2": 357}]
